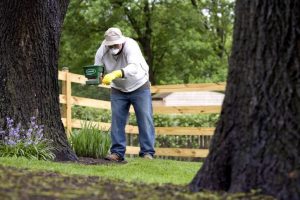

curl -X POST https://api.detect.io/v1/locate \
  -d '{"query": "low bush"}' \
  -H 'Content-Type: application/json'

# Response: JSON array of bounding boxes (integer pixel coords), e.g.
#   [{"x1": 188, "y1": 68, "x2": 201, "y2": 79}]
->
[
  {"x1": 69, "y1": 121, "x2": 111, "y2": 159},
  {"x1": 72, "y1": 106, "x2": 219, "y2": 151},
  {"x1": 72, "y1": 106, "x2": 219, "y2": 127},
  {"x1": 0, "y1": 117, "x2": 55, "y2": 160}
]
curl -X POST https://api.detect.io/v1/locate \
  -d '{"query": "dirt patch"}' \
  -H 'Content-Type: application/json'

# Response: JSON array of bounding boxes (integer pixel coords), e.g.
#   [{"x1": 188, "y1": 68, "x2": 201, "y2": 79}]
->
[
  {"x1": 0, "y1": 165, "x2": 190, "y2": 200},
  {"x1": 59, "y1": 157, "x2": 127, "y2": 165},
  {"x1": 0, "y1": 165, "x2": 275, "y2": 200}
]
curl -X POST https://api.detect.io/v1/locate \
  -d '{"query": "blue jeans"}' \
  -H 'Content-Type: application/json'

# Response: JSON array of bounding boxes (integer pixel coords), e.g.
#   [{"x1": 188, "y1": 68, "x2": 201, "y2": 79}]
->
[{"x1": 110, "y1": 88, "x2": 155, "y2": 159}]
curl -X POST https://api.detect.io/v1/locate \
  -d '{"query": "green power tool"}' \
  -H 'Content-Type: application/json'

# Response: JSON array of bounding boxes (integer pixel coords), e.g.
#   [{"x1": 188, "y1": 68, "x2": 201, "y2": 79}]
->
[{"x1": 83, "y1": 65, "x2": 104, "y2": 85}]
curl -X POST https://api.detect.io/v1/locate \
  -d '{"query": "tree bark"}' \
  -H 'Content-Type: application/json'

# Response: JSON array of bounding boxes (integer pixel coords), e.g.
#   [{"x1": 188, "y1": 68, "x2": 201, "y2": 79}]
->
[
  {"x1": 190, "y1": 1, "x2": 300, "y2": 199},
  {"x1": 0, "y1": 0, "x2": 77, "y2": 161},
  {"x1": 139, "y1": 0, "x2": 155, "y2": 85}
]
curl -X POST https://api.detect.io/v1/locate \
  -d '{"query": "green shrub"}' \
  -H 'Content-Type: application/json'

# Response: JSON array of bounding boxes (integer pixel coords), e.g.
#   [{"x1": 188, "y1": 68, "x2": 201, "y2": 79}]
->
[
  {"x1": 0, "y1": 142, "x2": 55, "y2": 160},
  {"x1": 71, "y1": 106, "x2": 219, "y2": 152},
  {"x1": 72, "y1": 106, "x2": 111, "y2": 123},
  {"x1": 69, "y1": 121, "x2": 111, "y2": 159},
  {"x1": 0, "y1": 117, "x2": 55, "y2": 161},
  {"x1": 72, "y1": 106, "x2": 219, "y2": 127}
]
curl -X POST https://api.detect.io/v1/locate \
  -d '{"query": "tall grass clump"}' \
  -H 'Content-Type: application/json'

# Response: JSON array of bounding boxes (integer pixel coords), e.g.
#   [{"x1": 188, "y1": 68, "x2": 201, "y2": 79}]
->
[
  {"x1": 69, "y1": 121, "x2": 111, "y2": 159},
  {"x1": 0, "y1": 117, "x2": 55, "y2": 160}
]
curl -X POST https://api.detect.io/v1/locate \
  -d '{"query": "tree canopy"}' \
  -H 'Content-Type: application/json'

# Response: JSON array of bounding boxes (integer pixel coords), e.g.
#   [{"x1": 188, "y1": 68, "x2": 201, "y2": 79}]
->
[{"x1": 59, "y1": 0, "x2": 234, "y2": 84}]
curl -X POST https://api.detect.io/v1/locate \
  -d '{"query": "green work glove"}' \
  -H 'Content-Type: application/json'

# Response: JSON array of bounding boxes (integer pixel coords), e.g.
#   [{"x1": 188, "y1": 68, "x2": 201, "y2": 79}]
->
[{"x1": 102, "y1": 70, "x2": 122, "y2": 85}]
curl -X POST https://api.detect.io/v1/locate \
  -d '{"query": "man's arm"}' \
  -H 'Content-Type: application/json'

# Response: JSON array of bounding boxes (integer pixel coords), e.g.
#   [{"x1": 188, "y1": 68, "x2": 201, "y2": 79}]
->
[
  {"x1": 122, "y1": 39, "x2": 146, "y2": 77},
  {"x1": 94, "y1": 42, "x2": 105, "y2": 66}
]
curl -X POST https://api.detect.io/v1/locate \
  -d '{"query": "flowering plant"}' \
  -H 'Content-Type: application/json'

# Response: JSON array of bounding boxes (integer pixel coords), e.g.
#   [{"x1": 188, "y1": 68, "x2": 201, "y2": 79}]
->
[{"x1": 0, "y1": 117, "x2": 56, "y2": 160}]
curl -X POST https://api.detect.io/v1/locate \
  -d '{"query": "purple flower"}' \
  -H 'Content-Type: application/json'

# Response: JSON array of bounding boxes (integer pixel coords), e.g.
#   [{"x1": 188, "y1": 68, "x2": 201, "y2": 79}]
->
[
  {"x1": 6, "y1": 139, "x2": 16, "y2": 146},
  {"x1": 30, "y1": 117, "x2": 37, "y2": 127},
  {"x1": 25, "y1": 140, "x2": 33, "y2": 146},
  {"x1": 1, "y1": 116, "x2": 46, "y2": 147},
  {"x1": 8, "y1": 127, "x2": 20, "y2": 140},
  {"x1": 6, "y1": 117, "x2": 14, "y2": 129},
  {"x1": 36, "y1": 127, "x2": 43, "y2": 136},
  {"x1": 30, "y1": 116, "x2": 36, "y2": 121},
  {"x1": 26, "y1": 128, "x2": 33, "y2": 137}
]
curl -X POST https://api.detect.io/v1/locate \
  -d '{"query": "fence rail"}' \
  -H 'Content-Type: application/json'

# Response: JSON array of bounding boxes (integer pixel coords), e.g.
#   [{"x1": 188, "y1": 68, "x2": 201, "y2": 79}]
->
[{"x1": 59, "y1": 69, "x2": 225, "y2": 158}]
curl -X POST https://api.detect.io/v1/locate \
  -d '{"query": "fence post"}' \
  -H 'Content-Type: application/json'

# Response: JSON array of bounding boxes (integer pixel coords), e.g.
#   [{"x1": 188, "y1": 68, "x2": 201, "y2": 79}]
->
[{"x1": 62, "y1": 67, "x2": 72, "y2": 136}]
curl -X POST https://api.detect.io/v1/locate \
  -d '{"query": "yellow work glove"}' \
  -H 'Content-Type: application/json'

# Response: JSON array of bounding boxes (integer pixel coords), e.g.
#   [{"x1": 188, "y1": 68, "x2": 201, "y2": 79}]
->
[{"x1": 102, "y1": 70, "x2": 123, "y2": 85}]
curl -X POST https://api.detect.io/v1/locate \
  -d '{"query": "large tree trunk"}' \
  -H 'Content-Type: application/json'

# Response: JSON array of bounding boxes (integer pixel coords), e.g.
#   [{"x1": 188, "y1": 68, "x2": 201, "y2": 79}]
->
[
  {"x1": 0, "y1": 0, "x2": 77, "y2": 161},
  {"x1": 190, "y1": 1, "x2": 300, "y2": 199}
]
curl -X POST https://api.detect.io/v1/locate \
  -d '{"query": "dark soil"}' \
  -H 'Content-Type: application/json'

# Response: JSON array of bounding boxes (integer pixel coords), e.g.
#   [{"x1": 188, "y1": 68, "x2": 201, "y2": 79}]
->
[
  {"x1": 0, "y1": 165, "x2": 191, "y2": 200},
  {"x1": 0, "y1": 163, "x2": 275, "y2": 200},
  {"x1": 59, "y1": 157, "x2": 127, "y2": 165}
]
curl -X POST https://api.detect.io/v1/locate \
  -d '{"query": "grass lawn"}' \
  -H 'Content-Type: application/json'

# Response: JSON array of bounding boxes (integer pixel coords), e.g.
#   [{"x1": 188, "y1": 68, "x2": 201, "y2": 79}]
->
[
  {"x1": 0, "y1": 157, "x2": 201, "y2": 185},
  {"x1": 0, "y1": 157, "x2": 275, "y2": 199}
]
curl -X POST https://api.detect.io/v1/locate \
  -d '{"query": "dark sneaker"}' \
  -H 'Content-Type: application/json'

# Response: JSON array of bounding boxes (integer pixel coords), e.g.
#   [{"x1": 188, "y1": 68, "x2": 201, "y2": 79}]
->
[
  {"x1": 105, "y1": 153, "x2": 124, "y2": 162},
  {"x1": 142, "y1": 154, "x2": 153, "y2": 160}
]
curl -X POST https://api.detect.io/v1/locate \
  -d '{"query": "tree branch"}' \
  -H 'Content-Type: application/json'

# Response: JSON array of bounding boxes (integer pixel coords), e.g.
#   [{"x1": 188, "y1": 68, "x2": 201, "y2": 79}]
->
[
  {"x1": 124, "y1": 7, "x2": 143, "y2": 38},
  {"x1": 191, "y1": 0, "x2": 198, "y2": 9}
]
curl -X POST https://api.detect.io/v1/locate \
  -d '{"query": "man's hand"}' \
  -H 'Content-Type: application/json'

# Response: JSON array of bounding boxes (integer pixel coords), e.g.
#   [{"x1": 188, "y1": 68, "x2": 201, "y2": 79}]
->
[{"x1": 102, "y1": 70, "x2": 122, "y2": 85}]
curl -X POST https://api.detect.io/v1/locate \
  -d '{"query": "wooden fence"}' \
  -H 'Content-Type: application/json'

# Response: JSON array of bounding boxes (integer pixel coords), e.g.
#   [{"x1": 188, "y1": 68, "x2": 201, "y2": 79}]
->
[{"x1": 59, "y1": 68, "x2": 225, "y2": 158}]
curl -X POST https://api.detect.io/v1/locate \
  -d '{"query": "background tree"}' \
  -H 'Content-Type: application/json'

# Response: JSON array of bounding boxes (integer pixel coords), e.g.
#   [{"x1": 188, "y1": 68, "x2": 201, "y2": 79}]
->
[
  {"x1": 0, "y1": 0, "x2": 77, "y2": 161},
  {"x1": 59, "y1": 0, "x2": 234, "y2": 85},
  {"x1": 190, "y1": 1, "x2": 300, "y2": 199}
]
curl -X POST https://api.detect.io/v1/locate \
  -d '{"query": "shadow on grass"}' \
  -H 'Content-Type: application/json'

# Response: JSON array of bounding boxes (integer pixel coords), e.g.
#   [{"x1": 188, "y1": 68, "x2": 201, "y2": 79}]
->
[{"x1": 0, "y1": 165, "x2": 275, "y2": 200}]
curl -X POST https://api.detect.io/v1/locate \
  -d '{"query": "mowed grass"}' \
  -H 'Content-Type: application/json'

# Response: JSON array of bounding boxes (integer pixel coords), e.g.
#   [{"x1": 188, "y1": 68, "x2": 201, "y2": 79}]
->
[{"x1": 0, "y1": 157, "x2": 201, "y2": 185}]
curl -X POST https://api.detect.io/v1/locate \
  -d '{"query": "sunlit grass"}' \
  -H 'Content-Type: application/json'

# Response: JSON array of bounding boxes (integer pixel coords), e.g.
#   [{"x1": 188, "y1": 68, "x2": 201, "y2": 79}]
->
[
  {"x1": 0, "y1": 157, "x2": 201, "y2": 185},
  {"x1": 0, "y1": 157, "x2": 276, "y2": 199}
]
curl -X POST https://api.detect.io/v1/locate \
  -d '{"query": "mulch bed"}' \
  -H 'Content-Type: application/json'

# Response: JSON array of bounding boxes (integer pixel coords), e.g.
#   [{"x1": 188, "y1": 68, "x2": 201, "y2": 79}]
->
[
  {"x1": 0, "y1": 165, "x2": 196, "y2": 200},
  {"x1": 59, "y1": 157, "x2": 127, "y2": 165},
  {"x1": 0, "y1": 161, "x2": 275, "y2": 200}
]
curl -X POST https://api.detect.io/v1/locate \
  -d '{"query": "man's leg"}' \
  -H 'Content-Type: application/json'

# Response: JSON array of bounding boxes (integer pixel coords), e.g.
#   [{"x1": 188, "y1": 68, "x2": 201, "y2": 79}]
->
[
  {"x1": 110, "y1": 92, "x2": 130, "y2": 160},
  {"x1": 131, "y1": 89, "x2": 155, "y2": 157}
]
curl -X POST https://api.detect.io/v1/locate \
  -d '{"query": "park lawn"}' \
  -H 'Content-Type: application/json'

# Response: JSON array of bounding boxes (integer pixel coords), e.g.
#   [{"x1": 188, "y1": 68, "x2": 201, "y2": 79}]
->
[
  {"x1": 0, "y1": 157, "x2": 201, "y2": 185},
  {"x1": 0, "y1": 157, "x2": 275, "y2": 199}
]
